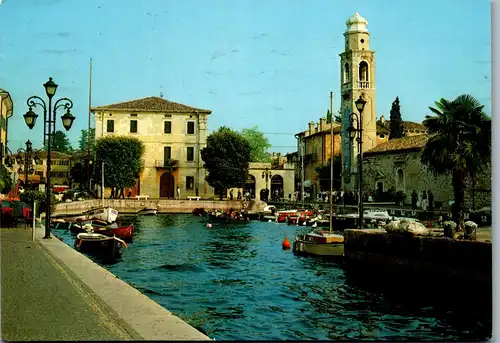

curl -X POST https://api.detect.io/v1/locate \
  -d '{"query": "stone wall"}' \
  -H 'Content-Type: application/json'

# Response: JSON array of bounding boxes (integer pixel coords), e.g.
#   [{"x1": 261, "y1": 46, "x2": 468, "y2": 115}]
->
[
  {"x1": 363, "y1": 150, "x2": 491, "y2": 210},
  {"x1": 53, "y1": 199, "x2": 268, "y2": 216},
  {"x1": 344, "y1": 229, "x2": 492, "y2": 286}
]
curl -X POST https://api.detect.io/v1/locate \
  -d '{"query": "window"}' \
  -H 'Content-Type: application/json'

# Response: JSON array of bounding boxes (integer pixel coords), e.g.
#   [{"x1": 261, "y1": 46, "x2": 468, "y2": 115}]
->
[
  {"x1": 107, "y1": 119, "x2": 114, "y2": 133},
  {"x1": 186, "y1": 176, "x2": 194, "y2": 190},
  {"x1": 130, "y1": 120, "x2": 138, "y2": 133},
  {"x1": 187, "y1": 121, "x2": 195, "y2": 135},
  {"x1": 186, "y1": 147, "x2": 194, "y2": 161},
  {"x1": 164, "y1": 146, "x2": 171, "y2": 160},
  {"x1": 164, "y1": 121, "x2": 172, "y2": 134}
]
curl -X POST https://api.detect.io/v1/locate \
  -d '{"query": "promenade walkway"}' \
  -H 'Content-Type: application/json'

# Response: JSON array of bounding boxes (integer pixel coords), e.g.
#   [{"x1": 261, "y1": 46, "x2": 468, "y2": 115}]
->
[
  {"x1": 1, "y1": 227, "x2": 134, "y2": 341},
  {"x1": 1, "y1": 224, "x2": 211, "y2": 341}
]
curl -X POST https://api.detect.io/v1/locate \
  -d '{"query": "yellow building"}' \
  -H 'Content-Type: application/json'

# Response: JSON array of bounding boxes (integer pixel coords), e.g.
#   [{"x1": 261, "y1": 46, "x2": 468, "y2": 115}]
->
[
  {"x1": 91, "y1": 96, "x2": 214, "y2": 199},
  {"x1": 0, "y1": 89, "x2": 13, "y2": 166}
]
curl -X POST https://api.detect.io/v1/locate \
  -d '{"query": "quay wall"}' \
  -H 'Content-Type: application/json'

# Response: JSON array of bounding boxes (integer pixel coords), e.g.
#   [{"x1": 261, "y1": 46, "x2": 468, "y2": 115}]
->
[
  {"x1": 344, "y1": 229, "x2": 492, "y2": 287},
  {"x1": 33, "y1": 223, "x2": 211, "y2": 340},
  {"x1": 53, "y1": 199, "x2": 267, "y2": 216}
]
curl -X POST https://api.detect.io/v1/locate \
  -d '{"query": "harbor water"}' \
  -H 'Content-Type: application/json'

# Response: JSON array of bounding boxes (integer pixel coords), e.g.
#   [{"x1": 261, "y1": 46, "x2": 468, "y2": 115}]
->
[{"x1": 53, "y1": 214, "x2": 491, "y2": 341}]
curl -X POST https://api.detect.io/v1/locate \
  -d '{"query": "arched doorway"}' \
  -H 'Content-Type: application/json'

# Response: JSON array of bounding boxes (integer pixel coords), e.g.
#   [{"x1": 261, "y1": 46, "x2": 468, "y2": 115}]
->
[
  {"x1": 159, "y1": 172, "x2": 175, "y2": 198},
  {"x1": 244, "y1": 174, "x2": 256, "y2": 199},
  {"x1": 270, "y1": 175, "x2": 284, "y2": 201}
]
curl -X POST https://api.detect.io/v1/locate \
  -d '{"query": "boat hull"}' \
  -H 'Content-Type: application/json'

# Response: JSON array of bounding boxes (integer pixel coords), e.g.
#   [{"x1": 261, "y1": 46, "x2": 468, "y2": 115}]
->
[
  {"x1": 82, "y1": 207, "x2": 119, "y2": 223},
  {"x1": 292, "y1": 239, "x2": 344, "y2": 256},
  {"x1": 74, "y1": 233, "x2": 126, "y2": 259},
  {"x1": 95, "y1": 224, "x2": 134, "y2": 241},
  {"x1": 137, "y1": 208, "x2": 157, "y2": 216}
]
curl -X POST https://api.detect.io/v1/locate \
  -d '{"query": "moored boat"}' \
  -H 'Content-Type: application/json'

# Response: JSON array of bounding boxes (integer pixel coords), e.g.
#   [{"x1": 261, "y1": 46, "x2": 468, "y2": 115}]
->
[
  {"x1": 137, "y1": 207, "x2": 158, "y2": 216},
  {"x1": 293, "y1": 230, "x2": 344, "y2": 257},
  {"x1": 94, "y1": 224, "x2": 134, "y2": 241},
  {"x1": 82, "y1": 206, "x2": 119, "y2": 223},
  {"x1": 74, "y1": 232, "x2": 127, "y2": 258}
]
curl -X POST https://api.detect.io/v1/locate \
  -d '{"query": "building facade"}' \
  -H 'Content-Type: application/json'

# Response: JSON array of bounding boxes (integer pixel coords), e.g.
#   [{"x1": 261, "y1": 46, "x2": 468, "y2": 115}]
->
[
  {"x1": 362, "y1": 135, "x2": 491, "y2": 209},
  {"x1": 0, "y1": 89, "x2": 13, "y2": 166},
  {"x1": 91, "y1": 96, "x2": 214, "y2": 199}
]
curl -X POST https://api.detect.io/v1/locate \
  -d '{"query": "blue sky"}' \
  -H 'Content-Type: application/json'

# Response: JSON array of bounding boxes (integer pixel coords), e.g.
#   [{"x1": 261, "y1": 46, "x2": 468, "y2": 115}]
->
[{"x1": 0, "y1": 0, "x2": 490, "y2": 153}]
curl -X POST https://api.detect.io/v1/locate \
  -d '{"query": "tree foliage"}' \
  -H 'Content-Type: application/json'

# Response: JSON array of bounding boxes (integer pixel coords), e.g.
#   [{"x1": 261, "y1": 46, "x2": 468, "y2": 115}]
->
[
  {"x1": 389, "y1": 97, "x2": 404, "y2": 140},
  {"x1": 77, "y1": 128, "x2": 96, "y2": 155},
  {"x1": 70, "y1": 162, "x2": 87, "y2": 189},
  {"x1": 421, "y1": 94, "x2": 491, "y2": 236},
  {"x1": 95, "y1": 136, "x2": 144, "y2": 197},
  {"x1": 0, "y1": 164, "x2": 13, "y2": 194},
  {"x1": 45, "y1": 130, "x2": 73, "y2": 153},
  {"x1": 20, "y1": 189, "x2": 57, "y2": 213},
  {"x1": 240, "y1": 126, "x2": 271, "y2": 162},
  {"x1": 201, "y1": 126, "x2": 251, "y2": 198}
]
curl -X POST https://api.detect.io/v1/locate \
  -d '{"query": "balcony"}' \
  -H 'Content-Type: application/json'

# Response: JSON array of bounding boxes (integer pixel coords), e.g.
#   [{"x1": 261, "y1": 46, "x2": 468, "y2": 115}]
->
[
  {"x1": 155, "y1": 159, "x2": 179, "y2": 168},
  {"x1": 358, "y1": 81, "x2": 370, "y2": 89}
]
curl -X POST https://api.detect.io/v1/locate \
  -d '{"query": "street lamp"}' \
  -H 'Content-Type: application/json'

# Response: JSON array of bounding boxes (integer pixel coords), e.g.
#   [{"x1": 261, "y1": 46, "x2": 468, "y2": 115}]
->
[
  {"x1": 262, "y1": 168, "x2": 272, "y2": 202},
  {"x1": 12, "y1": 140, "x2": 41, "y2": 189},
  {"x1": 347, "y1": 95, "x2": 367, "y2": 230},
  {"x1": 24, "y1": 77, "x2": 75, "y2": 239}
]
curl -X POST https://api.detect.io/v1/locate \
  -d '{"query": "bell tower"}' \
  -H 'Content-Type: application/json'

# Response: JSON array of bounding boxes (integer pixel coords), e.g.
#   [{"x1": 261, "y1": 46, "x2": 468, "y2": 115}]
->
[{"x1": 339, "y1": 12, "x2": 377, "y2": 188}]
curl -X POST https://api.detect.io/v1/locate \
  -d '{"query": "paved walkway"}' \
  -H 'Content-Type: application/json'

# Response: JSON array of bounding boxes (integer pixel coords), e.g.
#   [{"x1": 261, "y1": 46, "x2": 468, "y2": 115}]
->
[{"x1": 0, "y1": 226, "x2": 135, "y2": 341}]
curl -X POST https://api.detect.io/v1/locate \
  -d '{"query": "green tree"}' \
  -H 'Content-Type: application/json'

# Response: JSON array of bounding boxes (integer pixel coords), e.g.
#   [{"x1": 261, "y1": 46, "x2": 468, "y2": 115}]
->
[
  {"x1": 0, "y1": 164, "x2": 13, "y2": 194},
  {"x1": 334, "y1": 109, "x2": 342, "y2": 124},
  {"x1": 240, "y1": 126, "x2": 271, "y2": 162},
  {"x1": 326, "y1": 110, "x2": 332, "y2": 124},
  {"x1": 421, "y1": 94, "x2": 491, "y2": 237},
  {"x1": 389, "y1": 97, "x2": 404, "y2": 140},
  {"x1": 201, "y1": 126, "x2": 251, "y2": 199},
  {"x1": 95, "y1": 136, "x2": 145, "y2": 198},
  {"x1": 45, "y1": 130, "x2": 73, "y2": 153},
  {"x1": 20, "y1": 189, "x2": 57, "y2": 213},
  {"x1": 77, "y1": 128, "x2": 96, "y2": 154},
  {"x1": 70, "y1": 162, "x2": 87, "y2": 189}
]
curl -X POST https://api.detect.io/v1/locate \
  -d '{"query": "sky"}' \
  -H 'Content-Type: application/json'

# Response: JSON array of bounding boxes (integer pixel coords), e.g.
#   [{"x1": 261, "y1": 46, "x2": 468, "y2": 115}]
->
[{"x1": 0, "y1": 0, "x2": 491, "y2": 153}]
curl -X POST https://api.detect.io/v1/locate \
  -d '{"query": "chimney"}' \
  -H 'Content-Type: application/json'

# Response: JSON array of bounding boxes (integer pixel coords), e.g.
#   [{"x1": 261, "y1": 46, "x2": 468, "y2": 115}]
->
[
  {"x1": 320, "y1": 118, "x2": 327, "y2": 131},
  {"x1": 308, "y1": 121, "x2": 315, "y2": 135},
  {"x1": 380, "y1": 114, "x2": 385, "y2": 124}
]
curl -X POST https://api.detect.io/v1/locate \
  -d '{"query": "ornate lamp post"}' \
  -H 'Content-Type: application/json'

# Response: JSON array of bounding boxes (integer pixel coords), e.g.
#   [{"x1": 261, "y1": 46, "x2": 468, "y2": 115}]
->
[
  {"x1": 23, "y1": 77, "x2": 75, "y2": 239},
  {"x1": 262, "y1": 168, "x2": 272, "y2": 202},
  {"x1": 347, "y1": 96, "x2": 367, "y2": 230},
  {"x1": 13, "y1": 140, "x2": 41, "y2": 189}
]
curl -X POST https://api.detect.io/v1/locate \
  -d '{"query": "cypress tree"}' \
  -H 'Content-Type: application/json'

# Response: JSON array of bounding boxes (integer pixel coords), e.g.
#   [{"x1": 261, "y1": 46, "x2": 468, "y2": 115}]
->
[{"x1": 389, "y1": 97, "x2": 404, "y2": 140}]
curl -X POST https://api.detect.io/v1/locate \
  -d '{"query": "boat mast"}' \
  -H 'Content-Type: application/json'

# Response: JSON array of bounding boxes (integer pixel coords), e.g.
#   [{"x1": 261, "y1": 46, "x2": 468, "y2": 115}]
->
[
  {"x1": 329, "y1": 91, "x2": 334, "y2": 234},
  {"x1": 101, "y1": 161, "x2": 105, "y2": 207}
]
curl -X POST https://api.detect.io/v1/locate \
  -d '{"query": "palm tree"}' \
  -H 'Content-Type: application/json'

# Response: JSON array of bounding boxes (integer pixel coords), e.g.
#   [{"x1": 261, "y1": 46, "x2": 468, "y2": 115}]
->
[{"x1": 421, "y1": 94, "x2": 491, "y2": 237}]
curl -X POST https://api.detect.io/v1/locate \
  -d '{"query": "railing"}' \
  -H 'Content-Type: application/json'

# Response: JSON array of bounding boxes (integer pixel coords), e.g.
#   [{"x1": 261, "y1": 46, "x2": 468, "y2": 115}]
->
[
  {"x1": 155, "y1": 159, "x2": 178, "y2": 168},
  {"x1": 358, "y1": 81, "x2": 370, "y2": 89}
]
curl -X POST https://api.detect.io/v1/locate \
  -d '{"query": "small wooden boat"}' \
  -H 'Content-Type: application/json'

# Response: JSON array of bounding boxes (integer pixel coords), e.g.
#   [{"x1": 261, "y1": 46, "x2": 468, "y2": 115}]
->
[
  {"x1": 95, "y1": 224, "x2": 134, "y2": 241},
  {"x1": 293, "y1": 230, "x2": 344, "y2": 257},
  {"x1": 192, "y1": 208, "x2": 207, "y2": 216},
  {"x1": 74, "y1": 232, "x2": 127, "y2": 258},
  {"x1": 137, "y1": 207, "x2": 158, "y2": 216},
  {"x1": 82, "y1": 206, "x2": 119, "y2": 223}
]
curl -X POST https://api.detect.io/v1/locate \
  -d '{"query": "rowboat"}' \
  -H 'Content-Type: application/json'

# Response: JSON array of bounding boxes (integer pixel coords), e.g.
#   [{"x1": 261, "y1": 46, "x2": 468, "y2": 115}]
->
[
  {"x1": 74, "y1": 232, "x2": 127, "y2": 259},
  {"x1": 95, "y1": 224, "x2": 134, "y2": 241}
]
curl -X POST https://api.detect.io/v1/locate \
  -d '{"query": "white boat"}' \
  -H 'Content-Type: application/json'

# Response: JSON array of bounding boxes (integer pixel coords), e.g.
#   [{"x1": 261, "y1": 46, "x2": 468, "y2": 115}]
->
[
  {"x1": 137, "y1": 207, "x2": 158, "y2": 216},
  {"x1": 81, "y1": 162, "x2": 119, "y2": 223},
  {"x1": 82, "y1": 206, "x2": 119, "y2": 223},
  {"x1": 293, "y1": 230, "x2": 344, "y2": 256}
]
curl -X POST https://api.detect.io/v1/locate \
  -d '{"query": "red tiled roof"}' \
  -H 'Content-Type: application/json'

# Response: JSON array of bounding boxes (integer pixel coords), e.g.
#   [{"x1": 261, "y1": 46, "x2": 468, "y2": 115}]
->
[
  {"x1": 91, "y1": 96, "x2": 212, "y2": 114},
  {"x1": 365, "y1": 134, "x2": 428, "y2": 155},
  {"x1": 376, "y1": 120, "x2": 427, "y2": 134}
]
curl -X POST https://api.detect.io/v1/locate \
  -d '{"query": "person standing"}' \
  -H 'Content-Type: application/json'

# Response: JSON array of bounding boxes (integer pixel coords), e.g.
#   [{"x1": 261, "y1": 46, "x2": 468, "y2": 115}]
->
[
  {"x1": 428, "y1": 190, "x2": 434, "y2": 212},
  {"x1": 411, "y1": 190, "x2": 418, "y2": 210},
  {"x1": 229, "y1": 189, "x2": 234, "y2": 201},
  {"x1": 176, "y1": 186, "x2": 181, "y2": 200}
]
